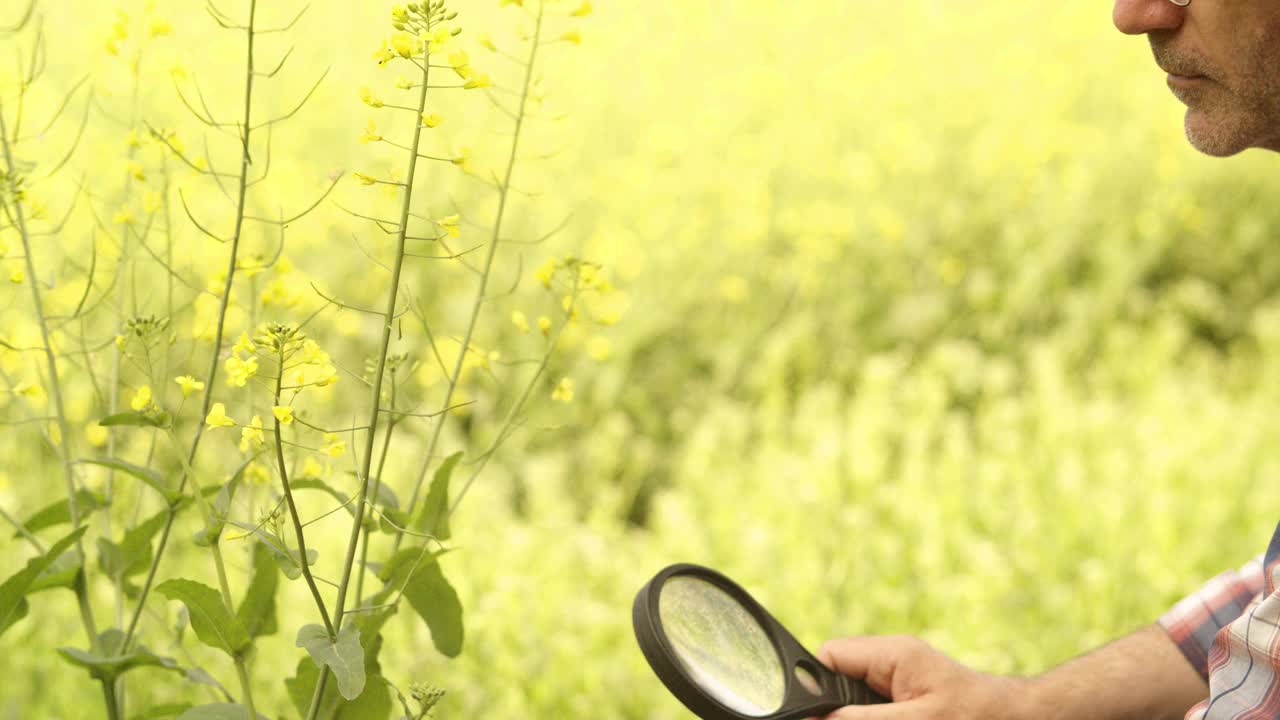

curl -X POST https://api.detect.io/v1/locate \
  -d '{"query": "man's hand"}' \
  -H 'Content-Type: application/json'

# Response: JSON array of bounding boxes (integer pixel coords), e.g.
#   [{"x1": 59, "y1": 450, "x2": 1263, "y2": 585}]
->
[{"x1": 808, "y1": 635, "x2": 1030, "y2": 720}]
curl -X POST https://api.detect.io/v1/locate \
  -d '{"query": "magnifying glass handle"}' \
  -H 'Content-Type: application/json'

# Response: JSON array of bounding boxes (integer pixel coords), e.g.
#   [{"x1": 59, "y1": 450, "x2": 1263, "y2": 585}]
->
[{"x1": 838, "y1": 674, "x2": 891, "y2": 705}]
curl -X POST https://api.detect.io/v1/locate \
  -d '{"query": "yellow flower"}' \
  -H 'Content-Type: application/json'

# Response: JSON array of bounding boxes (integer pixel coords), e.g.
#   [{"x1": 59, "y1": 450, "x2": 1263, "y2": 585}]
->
[
  {"x1": 113, "y1": 209, "x2": 135, "y2": 225},
  {"x1": 273, "y1": 405, "x2": 294, "y2": 425},
  {"x1": 8, "y1": 268, "x2": 23, "y2": 284},
  {"x1": 359, "y1": 118, "x2": 382, "y2": 144},
  {"x1": 451, "y1": 147, "x2": 473, "y2": 172},
  {"x1": 225, "y1": 355, "x2": 259, "y2": 387},
  {"x1": 143, "y1": 190, "x2": 163, "y2": 214},
  {"x1": 463, "y1": 74, "x2": 491, "y2": 90},
  {"x1": 390, "y1": 4, "x2": 409, "y2": 21},
  {"x1": 205, "y1": 402, "x2": 236, "y2": 428},
  {"x1": 395, "y1": 75, "x2": 414, "y2": 89},
  {"x1": 587, "y1": 336, "x2": 611, "y2": 361},
  {"x1": 320, "y1": 433, "x2": 346, "y2": 458},
  {"x1": 511, "y1": 310, "x2": 529, "y2": 333},
  {"x1": 299, "y1": 455, "x2": 325, "y2": 479},
  {"x1": 551, "y1": 376, "x2": 575, "y2": 403},
  {"x1": 239, "y1": 415, "x2": 265, "y2": 452},
  {"x1": 373, "y1": 39, "x2": 395, "y2": 65},
  {"x1": 500, "y1": 0, "x2": 523, "y2": 6},
  {"x1": 127, "y1": 161, "x2": 146, "y2": 181},
  {"x1": 390, "y1": 30, "x2": 418, "y2": 58},
  {"x1": 560, "y1": 30, "x2": 582, "y2": 45},
  {"x1": 150, "y1": 19, "x2": 172, "y2": 36},
  {"x1": 174, "y1": 375, "x2": 205, "y2": 397},
  {"x1": 425, "y1": 27, "x2": 451, "y2": 54},
  {"x1": 125, "y1": 129, "x2": 143, "y2": 148},
  {"x1": 244, "y1": 462, "x2": 271, "y2": 486},
  {"x1": 448, "y1": 50, "x2": 470, "y2": 69},
  {"x1": 477, "y1": 33, "x2": 496, "y2": 51},
  {"x1": 360, "y1": 86, "x2": 384, "y2": 108},
  {"x1": 233, "y1": 331, "x2": 256, "y2": 356},
  {"x1": 130, "y1": 385, "x2": 153, "y2": 411},
  {"x1": 353, "y1": 171, "x2": 378, "y2": 185},
  {"x1": 538, "y1": 315, "x2": 552, "y2": 336},
  {"x1": 534, "y1": 257, "x2": 557, "y2": 288},
  {"x1": 86, "y1": 423, "x2": 109, "y2": 448},
  {"x1": 421, "y1": 112, "x2": 443, "y2": 128},
  {"x1": 436, "y1": 214, "x2": 460, "y2": 238},
  {"x1": 570, "y1": 1, "x2": 592, "y2": 16}
]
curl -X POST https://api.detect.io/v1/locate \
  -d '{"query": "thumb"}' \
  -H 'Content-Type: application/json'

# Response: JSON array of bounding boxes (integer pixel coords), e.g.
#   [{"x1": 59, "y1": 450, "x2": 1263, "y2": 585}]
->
[{"x1": 817, "y1": 635, "x2": 932, "y2": 699}]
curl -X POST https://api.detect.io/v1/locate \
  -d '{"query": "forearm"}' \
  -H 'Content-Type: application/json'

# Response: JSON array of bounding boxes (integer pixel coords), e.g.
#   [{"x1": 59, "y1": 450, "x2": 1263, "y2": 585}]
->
[{"x1": 1014, "y1": 624, "x2": 1206, "y2": 720}]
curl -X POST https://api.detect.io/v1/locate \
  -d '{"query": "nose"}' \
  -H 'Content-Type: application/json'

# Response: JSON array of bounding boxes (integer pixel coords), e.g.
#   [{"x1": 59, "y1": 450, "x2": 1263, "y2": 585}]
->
[{"x1": 1113, "y1": 0, "x2": 1186, "y2": 35}]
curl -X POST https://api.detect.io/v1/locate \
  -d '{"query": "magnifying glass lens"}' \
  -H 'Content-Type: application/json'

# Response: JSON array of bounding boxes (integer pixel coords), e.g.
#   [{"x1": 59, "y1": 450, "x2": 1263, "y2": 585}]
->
[{"x1": 658, "y1": 575, "x2": 785, "y2": 716}]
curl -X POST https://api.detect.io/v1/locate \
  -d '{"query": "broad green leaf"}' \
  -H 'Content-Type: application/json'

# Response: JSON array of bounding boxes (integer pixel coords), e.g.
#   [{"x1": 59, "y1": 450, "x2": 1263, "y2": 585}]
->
[
  {"x1": 99, "y1": 410, "x2": 171, "y2": 428},
  {"x1": 285, "y1": 659, "x2": 392, "y2": 720},
  {"x1": 412, "y1": 451, "x2": 461, "y2": 541},
  {"x1": 378, "y1": 547, "x2": 463, "y2": 657},
  {"x1": 296, "y1": 623, "x2": 366, "y2": 700},
  {"x1": 56, "y1": 629, "x2": 183, "y2": 683},
  {"x1": 224, "y1": 520, "x2": 317, "y2": 580},
  {"x1": 155, "y1": 579, "x2": 251, "y2": 657},
  {"x1": 99, "y1": 508, "x2": 169, "y2": 580},
  {"x1": 81, "y1": 458, "x2": 181, "y2": 504},
  {"x1": 0, "y1": 527, "x2": 87, "y2": 637},
  {"x1": 195, "y1": 459, "x2": 252, "y2": 547},
  {"x1": 174, "y1": 704, "x2": 264, "y2": 720},
  {"x1": 13, "y1": 491, "x2": 105, "y2": 537},
  {"x1": 130, "y1": 702, "x2": 193, "y2": 720},
  {"x1": 26, "y1": 544, "x2": 83, "y2": 593},
  {"x1": 236, "y1": 542, "x2": 278, "y2": 638}
]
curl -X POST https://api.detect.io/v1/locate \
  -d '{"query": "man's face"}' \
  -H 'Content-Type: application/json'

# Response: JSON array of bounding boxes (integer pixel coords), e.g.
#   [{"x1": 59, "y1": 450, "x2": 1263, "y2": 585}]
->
[{"x1": 1114, "y1": 0, "x2": 1280, "y2": 156}]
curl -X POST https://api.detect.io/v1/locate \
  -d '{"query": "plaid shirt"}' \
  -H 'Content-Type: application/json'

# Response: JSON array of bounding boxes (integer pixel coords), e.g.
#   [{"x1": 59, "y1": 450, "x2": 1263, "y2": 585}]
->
[{"x1": 1158, "y1": 524, "x2": 1280, "y2": 720}]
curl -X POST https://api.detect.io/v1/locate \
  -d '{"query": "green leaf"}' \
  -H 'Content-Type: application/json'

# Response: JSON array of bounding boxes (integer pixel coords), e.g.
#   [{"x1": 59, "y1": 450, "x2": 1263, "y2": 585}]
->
[
  {"x1": 378, "y1": 547, "x2": 464, "y2": 657},
  {"x1": 174, "y1": 704, "x2": 264, "y2": 720},
  {"x1": 130, "y1": 702, "x2": 193, "y2": 720},
  {"x1": 155, "y1": 579, "x2": 251, "y2": 657},
  {"x1": 99, "y1": 410, "x2": 171, "y2": 428},
  {"x1": 296, "y1": 623, "x2": 366, "y2": 700},
  {"x1": 13, "y1": 491, "x2": 105, "y2": 537},
  {"x1": 0, "y1": 527, "x2": 87, "y2": 637},
  {"x1": 285, "y1": 659, "x2": 391, "y2": 720},
  {"x1": 236, "y1": 542, "x2": 278, "y2": 638},
  {"x1": 26, "y1": 542, "x2": 84, "y2": 594},
  {"x1": 81, "y1": 458, "x2": 181, "y2": 504},
  {"x1": 412, "y1": 451, "x2": 461, "y2": 541},
  {"x1": 195, "y1": 459, "x2": 253, "y2": 547},
  {"x1": 56, "y1": 629, "x2": 183, "y2": 683},
  {"x1": 99, "y1": 507, "x2": 169, "y2": 580}
]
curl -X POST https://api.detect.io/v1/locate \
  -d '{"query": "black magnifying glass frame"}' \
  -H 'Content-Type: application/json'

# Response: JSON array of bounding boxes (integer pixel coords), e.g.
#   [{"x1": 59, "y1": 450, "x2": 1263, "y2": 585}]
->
[{"x1": 633, "y1": 563, "x2": 889, "y2": 720}]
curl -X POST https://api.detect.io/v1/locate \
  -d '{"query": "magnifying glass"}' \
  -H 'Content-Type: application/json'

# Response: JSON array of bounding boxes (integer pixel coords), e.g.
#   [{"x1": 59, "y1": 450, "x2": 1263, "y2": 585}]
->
[{"x1": 633, "y1": 563, "x2": 889, "y2": 719}]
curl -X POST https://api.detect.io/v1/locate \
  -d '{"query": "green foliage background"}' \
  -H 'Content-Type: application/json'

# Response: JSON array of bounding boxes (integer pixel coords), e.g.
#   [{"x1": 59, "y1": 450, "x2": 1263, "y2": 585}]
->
[{"x1": 5, "y1": 0, "x2": 1280, "y2": 718}]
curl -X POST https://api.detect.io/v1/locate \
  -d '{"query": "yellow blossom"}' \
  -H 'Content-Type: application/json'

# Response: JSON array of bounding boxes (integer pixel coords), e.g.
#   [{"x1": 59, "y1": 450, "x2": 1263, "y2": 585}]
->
[
  {"x1": 451, "y1": 147, "x2": 473, "y2": 172},
  {"x1": 130, "y1": 385, "x2": 153, "y2": 411},
  {"x1": 233, "y1": 331, "x2": 256, "y2": 356},
  {"x1": 570, "y1": 1, "x2": 592, "y2": 16},
  {"x1": 225, "y1": 355, "x2": 259, "y2": 387},
  {"x1": 588, "y1": 336, "x2": 611, "y2": 361},
  {"x1": 273, "y1": 405, "x2": 294, "y2": 425},
  {"x1": 353, "y1": 171, "x2": 378, "y2": 185},
  {"x1": 425, "y1": 27, "x2": 451, "y2": 53},
  {"x1": 320, "y1": 433, "x2": 346, "y2": 457},
  {"x1": 511, "y1": 310, "x2": 530, "y2": 333},
  {"x1": 421, "y1": 112, "x2": 443, "y2": 128},
  {"x1": 391, "y1": 30, "x2": 419, "y2": 58},
  {"x1": 205, "y1": 402, "x2": 236, "y2": 428},
  {"x1": 391, "y1": 4, "x2": 409, "y2": 21},
  {"x1": 239, "y1": 415, "x2": 265, "y2": 452},
  {"x1": 360, "y1": 86, "x2": 384, "y2": 108},
  {"x1": 538, "y1": 315, "x2": 552, "y2": 336},
  {"x1": 359, "y1": 118, "x2": 382, "y2": 143},
  {"x1": 299, "y1": 455, "x2": 325, "y2": 479},
  {"x1": 534, "y1": 257, "x2": 557, "y2": 288},
  {"x1": 561, "y1": 29, "x2": 582, "y2": 45},
  {"x1": 477, "y1": 33, "x2": 496, "y2": 51},
  {"x1": 244, "y1": 462, "x2": 271, "y2": 486},
  {"x1": 86, "y1": 423, "x2": 109, "y2": 448},
  {"x1": 500, "y1": 0, "x2": 523, "y2": 6},
  {"x1": 127, "y1": 161, "x2": 146, "y2": 181},
  {"x1": 175, "y1": 375, "x2": 205, "y2": 397},
  {"x1": 113, "y1": 209, "x2": 135, "y2": 225},
  {"x1": 125, "y1": 129, "x2": 143, "y2": 148},
  {"x1": 436, "y1": 214, "x2": 460, "y2": 238},
  {"x1": 395, "y1": 75, "x2": 414, "y2": 89},
  {"x1": 551, "y1": 376, "x2": 574, "y2": 403},
  {"x1": 150, "y1": 19, "x2": 172, "y2": 36},
  {"x1": 373, "y1": 39, "x2": 396, "y2": 65},
  {"x1": 8, "y1": 268, "x2": 23, "y2": 284},
  {"x1": 463, "y1": 74, "x2": 492, "y2": 90},
  {"x1": 143, "y1": 190, "x2": 163, "y2": 214}
]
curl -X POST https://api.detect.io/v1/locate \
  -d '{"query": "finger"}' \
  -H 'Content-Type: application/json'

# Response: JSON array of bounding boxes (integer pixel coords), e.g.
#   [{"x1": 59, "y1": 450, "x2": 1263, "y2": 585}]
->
[
  {"x1": 823, "y1": 697, "x2": 931, "y2": 720},
  {"x1": 817, "y1": 635, "x2": 928, "y2": 697}
]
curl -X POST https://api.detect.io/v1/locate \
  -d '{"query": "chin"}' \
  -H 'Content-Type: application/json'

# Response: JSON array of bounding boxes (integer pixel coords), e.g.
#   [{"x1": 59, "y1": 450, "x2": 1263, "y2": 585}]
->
[{"x1": 1183, "y1": 110, "x2": 1255, "y2": 158}]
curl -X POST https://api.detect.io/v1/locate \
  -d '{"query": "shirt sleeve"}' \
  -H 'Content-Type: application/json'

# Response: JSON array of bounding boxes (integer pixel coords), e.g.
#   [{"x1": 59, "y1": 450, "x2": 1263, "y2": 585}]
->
[{"x1": 1157, "y1": 554, "x2": 1266, "y2": 679}]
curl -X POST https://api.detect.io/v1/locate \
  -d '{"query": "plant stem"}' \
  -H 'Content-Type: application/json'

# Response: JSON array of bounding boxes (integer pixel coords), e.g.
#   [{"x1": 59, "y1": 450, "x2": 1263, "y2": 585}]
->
[
  {"x1": 101, "y1": 679, "x2": 121, "y2": 720},
  {"x1": 399, "y1": 0, "x2": 546, "y2": 546},
  {"x1": 272, "y1": 348, "x2": 335, "y2": 635},
  {"x1": 355, "y1": 380, "x2": 398, "y2": 608},
  {"x1": 0, "y1": 99, "x2": 100, "y2": 651},
  {"x1": 307, "y1": 19, "x2": 439, "y2": 720},
  {"x1": 121, "y1": 0, "x2": 259, "y2": 651}
]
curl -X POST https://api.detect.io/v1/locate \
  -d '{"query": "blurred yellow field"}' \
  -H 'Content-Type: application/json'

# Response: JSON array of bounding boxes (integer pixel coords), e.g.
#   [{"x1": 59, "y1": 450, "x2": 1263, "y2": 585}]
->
[{"x1": 4, "y1": 1, "x2": 1280, "y2": 718}]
